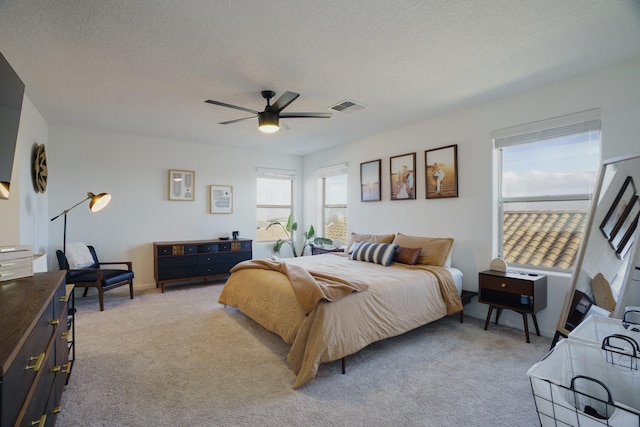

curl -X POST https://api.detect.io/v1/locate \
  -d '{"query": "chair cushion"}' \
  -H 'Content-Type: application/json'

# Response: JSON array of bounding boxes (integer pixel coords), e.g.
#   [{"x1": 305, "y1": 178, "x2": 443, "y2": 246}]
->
[
  {"x1": 101, "y1": 269, "x2": 134, "y2": 286},
  {"x1": 65, "y1": 269, "x2": 133, "y2": 286}
]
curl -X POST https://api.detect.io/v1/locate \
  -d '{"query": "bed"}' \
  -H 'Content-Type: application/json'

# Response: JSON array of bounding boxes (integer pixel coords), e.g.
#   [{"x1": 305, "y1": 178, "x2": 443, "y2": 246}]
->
[{"x1": 218, "y1": 233, "x2": 464, "y2": 389}]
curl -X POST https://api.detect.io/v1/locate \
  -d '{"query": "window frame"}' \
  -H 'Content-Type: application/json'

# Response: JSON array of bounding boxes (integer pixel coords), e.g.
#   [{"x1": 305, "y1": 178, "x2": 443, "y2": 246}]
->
[
  {"x1": 317, "y1": 163, "x2": 348, "y2": 243},
  {"x1": 256, "y1": 169, "x2": 295, "y2": 243},
  {"x1": 493, "y1": 110, "x2": 602, "y2": 271}
]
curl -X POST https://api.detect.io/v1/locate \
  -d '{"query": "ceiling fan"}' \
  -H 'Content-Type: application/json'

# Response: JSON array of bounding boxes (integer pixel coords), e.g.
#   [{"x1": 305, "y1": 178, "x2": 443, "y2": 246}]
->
[{"x1": 205, "y1": 90, "x2": 331, "y2": 133}]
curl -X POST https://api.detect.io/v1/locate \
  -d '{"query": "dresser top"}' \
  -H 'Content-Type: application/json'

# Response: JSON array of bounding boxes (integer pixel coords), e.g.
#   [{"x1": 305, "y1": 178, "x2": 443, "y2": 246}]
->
[
  {"x1": 153, "y1": 238, "x2": 251, "y2": 246},
  {"x1": 0, "y1": 271, "x2": 66, "y2": 375}
]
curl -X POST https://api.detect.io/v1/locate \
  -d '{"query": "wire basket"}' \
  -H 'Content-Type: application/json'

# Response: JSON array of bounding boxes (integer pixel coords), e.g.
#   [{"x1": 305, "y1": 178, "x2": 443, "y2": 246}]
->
[{"x1": 528, "y1": 338, "x2": 640, "y2": 426}]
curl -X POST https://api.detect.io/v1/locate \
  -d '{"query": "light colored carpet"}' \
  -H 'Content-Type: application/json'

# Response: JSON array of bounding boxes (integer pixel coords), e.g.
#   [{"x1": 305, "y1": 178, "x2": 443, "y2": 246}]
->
[{"x1": 57, "y1": 281, "x2": 549, "y2": 426}]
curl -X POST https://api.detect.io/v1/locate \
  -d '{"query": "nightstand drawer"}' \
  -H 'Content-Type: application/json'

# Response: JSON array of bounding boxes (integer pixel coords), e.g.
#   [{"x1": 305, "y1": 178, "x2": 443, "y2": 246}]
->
[{"x1": 480, "y1": 275, "x2": 531, "y2": 295}]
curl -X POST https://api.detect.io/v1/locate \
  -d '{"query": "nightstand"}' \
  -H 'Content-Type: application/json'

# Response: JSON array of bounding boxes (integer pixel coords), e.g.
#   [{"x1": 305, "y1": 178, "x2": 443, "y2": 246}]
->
[
  {"x1": 478, "y1": 270, "x2": 547, "y2": 343},
  {"x1": 311, "y1": 247, "x2": 345, "y2": 255}
]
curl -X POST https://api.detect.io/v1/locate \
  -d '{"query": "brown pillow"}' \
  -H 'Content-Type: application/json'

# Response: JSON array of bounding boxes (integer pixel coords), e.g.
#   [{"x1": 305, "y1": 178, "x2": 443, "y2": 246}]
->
[
  {"x1": 393, "y1": 247, "x2": 421, "y2": 265},
  {"x1": 346, "y1": 232, "x2": 395, "y2": 253},
  {"x1": 392, "y1": 233, "x2": 454, "y2": 266}
]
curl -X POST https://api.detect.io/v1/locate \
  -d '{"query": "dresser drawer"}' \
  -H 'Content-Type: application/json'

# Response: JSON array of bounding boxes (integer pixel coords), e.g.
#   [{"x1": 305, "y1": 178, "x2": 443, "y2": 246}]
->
[
  {"x1": 157, "y1": 266, "x2": 198, "y2": 281},
  {"x1": 1, "y1": 302, "x2": 55, "y2": 425},
  {"x1": 197, "y1": 244, "x2": 219, "y2": 253},
  {"x1": 158, "y1": 256, "x2": 198, "y2": 269},
  {"x1": 480, "y1": 274, "x2": 531, "y2": 295}
]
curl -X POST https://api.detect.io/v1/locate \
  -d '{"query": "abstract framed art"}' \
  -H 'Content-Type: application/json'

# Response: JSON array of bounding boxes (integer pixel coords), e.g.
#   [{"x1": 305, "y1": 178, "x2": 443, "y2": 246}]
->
[
  {"x1": 210, "y1": 185, "x2": 233, "y2": 214},
  {"x1": 390, "y1": 153, "x2": 416, "y2": 200},
  {"x1": 168, "y1": 169, "x2": 195, "y2": 201},
  {"x1": 425, "y1": 144, "x2": 458, "y2": 199},
  {"x1": 360, "y1": 159, "x2": 381, "y2": 202}
]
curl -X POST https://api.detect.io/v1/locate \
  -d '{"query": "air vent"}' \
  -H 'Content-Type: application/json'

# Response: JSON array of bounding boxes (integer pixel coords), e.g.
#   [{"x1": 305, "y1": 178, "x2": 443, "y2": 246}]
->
[{"x1": 329, "y1": 100, "x2": 366, "y2": 114}]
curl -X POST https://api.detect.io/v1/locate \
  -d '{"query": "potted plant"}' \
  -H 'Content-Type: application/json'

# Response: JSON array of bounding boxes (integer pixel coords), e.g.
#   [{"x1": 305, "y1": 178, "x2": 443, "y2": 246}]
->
[{"x1": 267, "y1": 213, "x2": 332, "y2": 257}]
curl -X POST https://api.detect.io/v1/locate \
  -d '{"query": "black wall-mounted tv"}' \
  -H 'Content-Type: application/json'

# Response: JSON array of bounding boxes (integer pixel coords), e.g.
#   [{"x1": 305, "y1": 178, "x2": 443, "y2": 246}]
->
[{"x1": 0, "y1": 51, "x2": 25, "y2": 200}]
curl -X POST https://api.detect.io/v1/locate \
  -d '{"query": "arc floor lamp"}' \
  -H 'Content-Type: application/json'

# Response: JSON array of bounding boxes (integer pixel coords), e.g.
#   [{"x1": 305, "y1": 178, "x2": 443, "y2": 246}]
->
[{"x1": 50, "y1": 192, "x2": 112, "y2": 259}]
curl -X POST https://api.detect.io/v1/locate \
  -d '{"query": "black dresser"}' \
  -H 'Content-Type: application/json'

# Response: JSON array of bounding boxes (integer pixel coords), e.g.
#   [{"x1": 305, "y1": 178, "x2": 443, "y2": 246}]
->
[
  {"x1": 153, "y1": 239, "x2": 252, "y2": 292},
  {"x1": 0, "y1": 271, "x2": 71, "y2": 427}
]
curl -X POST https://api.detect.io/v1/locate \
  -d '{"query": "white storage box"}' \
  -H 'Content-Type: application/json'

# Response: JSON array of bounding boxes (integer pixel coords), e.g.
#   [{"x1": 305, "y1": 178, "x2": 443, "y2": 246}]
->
[
  {"x1": 569, "y1": 315, "x2": 640, "y2": 346},
  {"x1": 528, "y1": 339, "x2": 640, "y2": 426}
]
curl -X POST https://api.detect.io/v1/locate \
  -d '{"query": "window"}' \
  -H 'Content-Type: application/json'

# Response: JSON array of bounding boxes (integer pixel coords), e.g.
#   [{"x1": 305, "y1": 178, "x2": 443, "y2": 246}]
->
[
  {"x1": 256, "y1": 169, "x2": 294, "y2": 242},
  {"x1": 318, "y1": 164, "x2": 348, "y2": 243},
  {"x1": 493, "y1": 110, "x2": 601, "y2": 270}
]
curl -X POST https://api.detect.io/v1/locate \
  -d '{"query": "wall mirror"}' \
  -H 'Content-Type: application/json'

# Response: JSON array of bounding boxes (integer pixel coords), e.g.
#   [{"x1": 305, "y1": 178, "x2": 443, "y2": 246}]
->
[{"x1": 554, "y1": 151, "x2": 640, "y2": 345}]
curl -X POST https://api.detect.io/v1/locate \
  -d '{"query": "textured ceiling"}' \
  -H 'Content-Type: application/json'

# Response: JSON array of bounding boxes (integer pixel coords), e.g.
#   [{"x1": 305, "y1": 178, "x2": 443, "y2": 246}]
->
[{"x1": 1, "y1": 0, "x2": 639, "y2": 156}]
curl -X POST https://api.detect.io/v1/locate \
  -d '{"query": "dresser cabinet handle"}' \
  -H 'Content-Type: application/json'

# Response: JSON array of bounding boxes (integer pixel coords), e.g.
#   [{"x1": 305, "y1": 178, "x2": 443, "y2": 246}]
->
[
  {"x1": 62, "y1": 331, "x2": 72, "y2": 340},
  {"x1": 0, "y1": 262, "x2": 15, "y2": 267},
  {"x1": 26, "y1": 353, "x2": 45, "y2": 371},
  {"x1": 59, "y1": 295, "x2": 69, "y2": 303},
  {"x1": 50, "y1": 319, "x2": 59, "y2": 326},
  {"x1": 30, "y1": 415, "x2": 46, "y2": 426},
  {"x1": 501, "y1": 283, "x2": 506, "y2": 288}
]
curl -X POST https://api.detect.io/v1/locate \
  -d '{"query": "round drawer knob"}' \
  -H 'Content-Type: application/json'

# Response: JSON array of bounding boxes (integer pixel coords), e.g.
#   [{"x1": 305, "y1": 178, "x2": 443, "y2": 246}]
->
[{"x1": 501, "y1": 283, "x2": 506, "y2": 288}]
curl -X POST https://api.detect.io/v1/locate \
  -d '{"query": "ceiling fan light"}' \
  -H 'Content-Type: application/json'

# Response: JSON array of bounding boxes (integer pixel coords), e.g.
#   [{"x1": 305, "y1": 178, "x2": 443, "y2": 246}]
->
[{"x1": 258, "y1": 111, "x2": 279, "y2": 133}]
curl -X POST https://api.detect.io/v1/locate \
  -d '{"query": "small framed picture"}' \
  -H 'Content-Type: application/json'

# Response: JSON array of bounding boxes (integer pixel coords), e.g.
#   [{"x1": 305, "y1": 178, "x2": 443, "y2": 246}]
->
[
  {"x1": 600, "y1": 176, "x2": 636, "y2": 240},
  {"x1": 390, "y1": 153, "x2": 416, "y2": 200},
  {"x1": 168, "y1": 170, "x2": 195, "y2": 201},
  {"x1": 360, "y1": 159, "x2": 381, "y2": 202},
  {"x1": 610, "y1": 195, "x2": 640, "y2": 256},
  {"x1": 210, "y1": 185, "x2": 233, "y2": 214},
  {"x1": 425, "y1": 144, "x2": 458, "y2": 199}
]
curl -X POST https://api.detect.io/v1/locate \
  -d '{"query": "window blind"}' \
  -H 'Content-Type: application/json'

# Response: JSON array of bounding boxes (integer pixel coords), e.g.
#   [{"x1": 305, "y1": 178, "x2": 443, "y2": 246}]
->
[{"x1": 492, "y1": 109, "x2": 602, "y2": 148}]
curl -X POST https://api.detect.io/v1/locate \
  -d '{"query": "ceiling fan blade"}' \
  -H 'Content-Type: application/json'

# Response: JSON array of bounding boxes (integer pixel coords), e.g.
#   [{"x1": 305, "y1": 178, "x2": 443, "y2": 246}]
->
[
  {"x1": 279, "y1": 112, "x2": 332, "y2": 118},
  {"x1": 271, "y1": 91, "x2": 300, "y2": 112},
  {"x1": 219, "y1": 116, "x2": 256, "y2": 125},
  {"x1": 205, "y1": 99, "x2": 259, "y2": 115}
]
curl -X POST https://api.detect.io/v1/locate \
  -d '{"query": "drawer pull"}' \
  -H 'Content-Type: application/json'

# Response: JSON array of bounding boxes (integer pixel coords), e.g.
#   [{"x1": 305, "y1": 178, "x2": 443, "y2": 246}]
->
[
  {"x1": 52, "y1": 407, "x2": 62, "y2": 414},
  {"x1": 59, "y1": 295, "x2": 69, "y2": 303},
  {"x1": 501, "y1": 283, "x2": 506, "y2": 288},
  {"x1": 31, "y1": 415, "x2": 46, "y2": 426},
  {"x1": 52, "y1": 362, "x2": 71, "y2": 374},
  {"x1": 0, "y1": 262, "x2": 16, "y2": 267},
  {"x1": 26, "y1": 352, "x2": 45, "y2": 372},
  {"x1": 51, "y1": 319, "x2": 60, "y2": 326},
  {"x1": 0, "y1": 272, "x2": 14, "y2": 277},
  {"x1": 62, "y1": 331, "x2": 72, "y2": 340}
]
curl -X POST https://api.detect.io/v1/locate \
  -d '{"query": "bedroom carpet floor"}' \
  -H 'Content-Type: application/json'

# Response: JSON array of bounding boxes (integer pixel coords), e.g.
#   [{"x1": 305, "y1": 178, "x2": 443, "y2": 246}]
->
[{"x1": 57, "y1": 280, "x2": 550, "y2": 426}]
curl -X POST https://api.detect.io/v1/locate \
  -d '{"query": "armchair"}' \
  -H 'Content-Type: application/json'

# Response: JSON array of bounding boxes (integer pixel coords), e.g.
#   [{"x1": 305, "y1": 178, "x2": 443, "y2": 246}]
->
[{"x1": 56, "y1": 245, "x2": 134, "y2": 311}]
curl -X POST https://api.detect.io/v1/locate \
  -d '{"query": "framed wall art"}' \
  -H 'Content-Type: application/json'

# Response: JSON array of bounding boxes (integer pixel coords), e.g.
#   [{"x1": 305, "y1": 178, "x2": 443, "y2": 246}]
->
[
  {"x1": 425, "y1": 144, "x2": 458, "y2": 199},
  {"x1": 600, "y1": 176, "x2": 636, "y2": 240},
  {"x1": 210, "y1": 184, "x2": 233, "y2": 214},
  {"x1": 609, "y1": 194, "x2": 639, "y2": 258},
  {"x1": 390, "y1": 152, "x2": 416, "y2": 200},
  {"x1": 360, "y1": 159, "x2": 381, "y2": 202},
  {"x1": 168, "y1": 169, "x2": 195, "y2": 201}
]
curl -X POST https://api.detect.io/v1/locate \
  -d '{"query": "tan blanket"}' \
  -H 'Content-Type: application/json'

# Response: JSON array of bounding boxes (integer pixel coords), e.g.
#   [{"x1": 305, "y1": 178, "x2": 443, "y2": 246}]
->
[
  {"x1": 220, "y1": 254, "x2": 463, "y2": 388},
  {"x1": 230, "y1": 257, "x2": 369, "y2": 314}
]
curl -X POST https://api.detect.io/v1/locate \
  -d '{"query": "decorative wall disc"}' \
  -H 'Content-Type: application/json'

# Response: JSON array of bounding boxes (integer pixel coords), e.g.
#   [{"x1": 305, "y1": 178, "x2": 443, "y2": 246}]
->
[{"x1": 32, "y1": 143, "x2": 48, "y2": 193}]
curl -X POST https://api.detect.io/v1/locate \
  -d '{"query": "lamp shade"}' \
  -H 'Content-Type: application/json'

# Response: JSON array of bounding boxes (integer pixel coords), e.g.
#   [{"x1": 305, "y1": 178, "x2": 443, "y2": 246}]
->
[
  {"x1": 88, "y1": 192, "x2": 111, "y2": 212},
  {"x1": 258, "y1": 111, "x2": 279, "y2": 133}
]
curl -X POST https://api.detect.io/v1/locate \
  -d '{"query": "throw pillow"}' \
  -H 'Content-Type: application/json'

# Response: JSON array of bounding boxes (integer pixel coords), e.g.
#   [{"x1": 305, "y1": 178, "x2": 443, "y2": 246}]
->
[
  {"x1": 350, "y1": 242, "x2": 398, "y2": 266},
  {"x1": 393, "y1": 246, "x2": 421, "y2": 265}
]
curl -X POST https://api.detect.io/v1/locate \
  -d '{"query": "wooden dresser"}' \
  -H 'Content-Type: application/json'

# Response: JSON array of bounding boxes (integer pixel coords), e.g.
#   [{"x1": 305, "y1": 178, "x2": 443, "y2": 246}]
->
[
  {"x1": 153, "y1": 239, "x2": 252, "y2": 292},
  {"x1": 0, "y1": 271, "x2": 71, "y2": 427}
]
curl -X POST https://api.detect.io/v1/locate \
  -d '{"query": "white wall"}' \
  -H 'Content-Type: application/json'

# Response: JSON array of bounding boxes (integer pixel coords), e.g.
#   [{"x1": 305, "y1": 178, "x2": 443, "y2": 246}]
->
[
  {"x1": 0, "y1": 95, "x2": 49, "y2": 252},
  {"x1": 46, "y1": 126, "x2": 303, "y2": 285},
  {"x1": 7, "y1": 57, "x2": 640, "y2": 338},
  {"x1": 303, "y1": 57, "x2": 640, "y2": 338}
]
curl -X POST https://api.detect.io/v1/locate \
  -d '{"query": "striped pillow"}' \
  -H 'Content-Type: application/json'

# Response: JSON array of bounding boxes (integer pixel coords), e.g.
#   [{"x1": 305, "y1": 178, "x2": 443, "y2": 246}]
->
[{"x1": 350, "y1": 242, "x2": 398, "y2": 266}]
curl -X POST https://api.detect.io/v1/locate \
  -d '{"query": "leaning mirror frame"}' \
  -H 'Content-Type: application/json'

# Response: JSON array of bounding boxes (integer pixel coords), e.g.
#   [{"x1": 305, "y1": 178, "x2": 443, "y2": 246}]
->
[{"x1": 554, "y1": 151, "x2": 640, "y2": 346}]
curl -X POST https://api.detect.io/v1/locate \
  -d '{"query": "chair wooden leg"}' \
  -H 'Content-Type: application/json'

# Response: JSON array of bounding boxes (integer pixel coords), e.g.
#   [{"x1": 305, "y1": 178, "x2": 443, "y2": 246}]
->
[
  {"x1": 129, "y1": 280, "x2": 134, "y2": 299},
  {"x1": 82, "y1": 287, "x2": 89, "y2": 297},
  {"x1": 98, "y1": 287, "x2": 105, "y2": 311}
]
